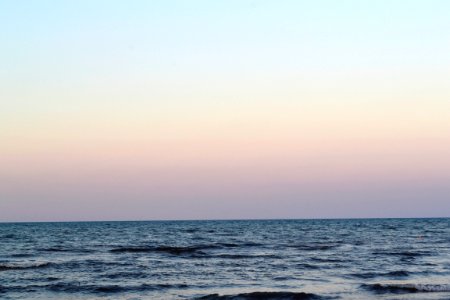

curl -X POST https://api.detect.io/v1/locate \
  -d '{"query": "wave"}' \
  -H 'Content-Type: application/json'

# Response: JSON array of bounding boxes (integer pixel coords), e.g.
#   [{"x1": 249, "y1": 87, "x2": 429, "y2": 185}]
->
[
  {"x1": 295, "y1": 263, "x2": 320, "y2": 270},
  {"x1": 216, "y1": 242, "x2": 263, "y2": 248},
  {"x1": 110, "y1": 242, "x2": 263, "y2": 255},
  {"x1": 38, "y1": 247, "x2": 93, "y2": 253},
  {"x1": 10, "y1": 253, "x2": 34, "y2": 258},
  {"x1": 1, "y1": 260, "x2": 130, "y2": 272},
  {"x1": 362, "y1": 283, "x2": 450, "y2": 294},
  {"x1": 110, "y1": 245, "x2": 212, "y2": 255},
  {"x1": 1, "y1": 234, "x2": 15, "y2": 239},
  {"x1": 289, "y1": 244, "x2": 339, "y2": 251},
  {"x1": 194, "y1": 291, "x2": 324, "y2": 299},
  {"x1": 109, "y1": 246, "x2": 155, "y2": 253},
  {"x1": 87, "y1": 283, "x2": 187, "y2": 293},
  {"x1": 372, "y1": 250, "x2": 431, "y2": 257},
  {"x1": 310, "y1": 257, "x2": 347, "y2": 263},
  {"x1": 212, "y1": 254, "x2": 262, "y2": 259},
  {"x1": 0, "y1": 283, "x2": 188, "y2": 293},
  {"x1": 349, "y1": 270, "x2": 409, "y2": 279},
  {"x1": 0, "y1": 262, "x2": 52, "y2": 271},
  {"x1": 46, "y1": 259, "x2": 124, "y2": 270},
  {"x1": 102, "y1": 271, "x2": 149, "y2": 279},
  {"x1": 203, "y1": 252, "x2": 281, "y2": 259}
]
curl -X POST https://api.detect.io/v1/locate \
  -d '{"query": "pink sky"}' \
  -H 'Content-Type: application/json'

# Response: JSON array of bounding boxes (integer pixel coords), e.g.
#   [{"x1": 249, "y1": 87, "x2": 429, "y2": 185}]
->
[{"x1": 1, "y1": 0, "x2": 450, "y2": 221}]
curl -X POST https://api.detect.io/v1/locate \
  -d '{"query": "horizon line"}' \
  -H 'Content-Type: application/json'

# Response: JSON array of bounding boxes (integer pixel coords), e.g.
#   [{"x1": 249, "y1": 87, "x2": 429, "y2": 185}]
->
[{"x1": 1, "y1": 216, "x2": 449, "y2": 224}]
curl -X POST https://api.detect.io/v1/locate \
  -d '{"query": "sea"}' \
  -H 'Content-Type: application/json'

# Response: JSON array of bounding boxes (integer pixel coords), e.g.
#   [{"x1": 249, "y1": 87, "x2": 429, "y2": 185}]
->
[{"x1": 0, "y1": 218, "x2": 449, "y2": 300}]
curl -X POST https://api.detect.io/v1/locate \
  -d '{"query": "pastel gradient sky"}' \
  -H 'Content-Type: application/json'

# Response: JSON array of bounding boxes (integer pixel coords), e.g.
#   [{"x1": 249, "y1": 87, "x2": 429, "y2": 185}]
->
[{"x1": 1, "y1": 1, "x2": 450, "y2": 222}]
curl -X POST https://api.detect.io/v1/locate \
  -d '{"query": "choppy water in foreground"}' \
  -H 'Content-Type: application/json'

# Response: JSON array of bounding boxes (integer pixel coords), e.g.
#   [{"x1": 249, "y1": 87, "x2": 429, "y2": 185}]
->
[{"x1": 1, "y1": 218, "x2": 449, "y2": 300}]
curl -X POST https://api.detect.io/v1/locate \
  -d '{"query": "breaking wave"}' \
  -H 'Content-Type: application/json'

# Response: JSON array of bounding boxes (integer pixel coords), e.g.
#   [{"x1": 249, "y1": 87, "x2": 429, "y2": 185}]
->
[{"x1": 362, "y1": 283, "x2": 450, "y2": 294}]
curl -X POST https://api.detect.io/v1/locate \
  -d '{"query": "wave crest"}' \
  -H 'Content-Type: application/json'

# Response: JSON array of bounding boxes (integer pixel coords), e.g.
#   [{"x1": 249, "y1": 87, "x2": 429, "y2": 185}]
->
[
  {"x1": 110, "y1": 245, "x2": 211, "y2": 255},
  {"x1": 362, "y1": 283, "x2": 450, "y2": 294},
  {"x1": 0, "y1": 262, "x2": 51, "y2": 271},
  {"x1": 195, "y1": 291, "x2": 324, "y2": 299},
  {"x1": 110, "y1": 242, "x2": 263, "y2": 255}
]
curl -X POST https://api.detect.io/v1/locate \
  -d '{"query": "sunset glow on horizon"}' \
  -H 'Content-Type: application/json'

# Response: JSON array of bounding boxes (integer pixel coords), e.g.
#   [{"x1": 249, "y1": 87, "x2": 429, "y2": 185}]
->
[{"x1": 1, "y1": 0, "x2": 450, "y2": 221}]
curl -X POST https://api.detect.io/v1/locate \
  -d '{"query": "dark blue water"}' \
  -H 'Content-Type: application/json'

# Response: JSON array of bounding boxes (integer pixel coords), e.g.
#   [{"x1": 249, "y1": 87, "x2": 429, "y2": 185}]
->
[{"x1": 1, "y1": 219, "x2": 449, "y2": 299}]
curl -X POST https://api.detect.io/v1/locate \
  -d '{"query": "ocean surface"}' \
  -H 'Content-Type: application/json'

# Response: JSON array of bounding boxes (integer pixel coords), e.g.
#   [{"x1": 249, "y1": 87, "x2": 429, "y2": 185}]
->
[{"x1": 0, "y1": 218, "x2": 449, "y2": 300}]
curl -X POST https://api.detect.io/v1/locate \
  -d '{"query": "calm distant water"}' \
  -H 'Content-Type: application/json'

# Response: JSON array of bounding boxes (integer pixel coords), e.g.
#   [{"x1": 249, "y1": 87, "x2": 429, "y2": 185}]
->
[{"x1": 1, "y1": 219, "x2": 449, "y2": 300}]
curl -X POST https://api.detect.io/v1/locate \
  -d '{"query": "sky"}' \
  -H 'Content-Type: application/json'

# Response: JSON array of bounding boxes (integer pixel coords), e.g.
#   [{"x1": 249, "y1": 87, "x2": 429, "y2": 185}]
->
[{"x1": 1, "y1": 0, "x2": 449, "y2": 222}]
